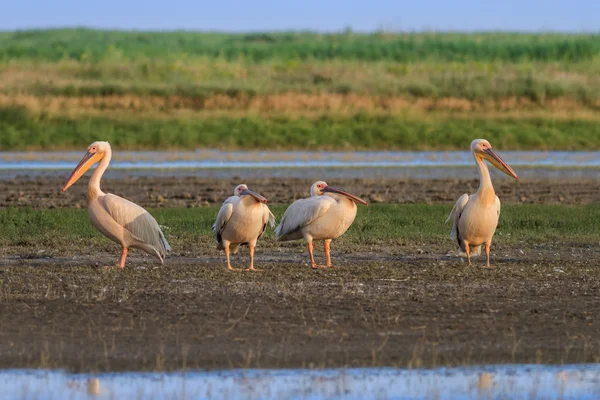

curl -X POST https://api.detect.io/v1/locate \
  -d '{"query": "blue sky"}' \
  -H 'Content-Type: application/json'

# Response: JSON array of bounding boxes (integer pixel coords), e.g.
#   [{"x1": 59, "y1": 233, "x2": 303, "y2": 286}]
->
[{"x1": 3, "y1": 0, "x2": 598, "y2": 32}]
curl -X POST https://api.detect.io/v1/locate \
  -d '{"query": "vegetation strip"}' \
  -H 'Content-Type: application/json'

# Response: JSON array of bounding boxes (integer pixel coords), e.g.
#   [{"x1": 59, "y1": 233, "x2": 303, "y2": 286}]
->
[{"x1": 1, "y1": 205, "x2": 598, "y2": 251}]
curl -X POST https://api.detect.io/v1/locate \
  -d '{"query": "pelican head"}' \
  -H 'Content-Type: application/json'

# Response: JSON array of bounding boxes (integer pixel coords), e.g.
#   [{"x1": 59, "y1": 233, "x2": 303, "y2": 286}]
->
[
  {"x1": 471, "y1": 139, "x2": 518, "y2": 180},
  {"x1": 62, "y1": 141, "x2": 111, "y2": 192},
  {"x1": 310, "y1": 181, "x2": 368, "y2": 205},
  {"x1": 234, "y1": 184, "x2": 267, "y2": 203}
]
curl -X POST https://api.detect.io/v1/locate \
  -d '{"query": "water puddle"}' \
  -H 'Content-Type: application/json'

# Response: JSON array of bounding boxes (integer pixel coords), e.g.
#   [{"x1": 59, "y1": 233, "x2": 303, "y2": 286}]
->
[{"x1": 2, "y1": 364, "x2": 600, "y2": 400}]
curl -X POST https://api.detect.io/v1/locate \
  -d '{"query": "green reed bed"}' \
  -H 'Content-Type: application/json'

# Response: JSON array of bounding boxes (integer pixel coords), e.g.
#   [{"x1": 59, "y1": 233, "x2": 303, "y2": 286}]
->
[
  {"x1": 1, "y1": 29, "x2": 600, "y2": 62},
  {"x1": 1, "y1": 106, "x2": 598, "y2": 150}
]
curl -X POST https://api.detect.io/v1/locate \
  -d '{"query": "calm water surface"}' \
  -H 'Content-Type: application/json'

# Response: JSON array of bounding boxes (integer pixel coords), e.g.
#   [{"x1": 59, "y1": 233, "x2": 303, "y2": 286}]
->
[
  {"x1": 2, "y1": 364, "x2": 600, "y2": 400},
  {"x1": 2, "y1": 150, "x2": 599, "y2": 169},
  {"x1": 1, "y1": 150, "x2": 598, "y2": 180}
]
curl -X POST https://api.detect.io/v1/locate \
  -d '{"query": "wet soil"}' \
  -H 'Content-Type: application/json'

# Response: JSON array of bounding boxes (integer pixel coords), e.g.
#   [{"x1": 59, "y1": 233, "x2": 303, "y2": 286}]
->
[
  {"x1": 1, "y1": 244, "x2": 599, "y2": 372},
  {"x1": 2, "y1": 176, "x2": 599, "y2": 208}
]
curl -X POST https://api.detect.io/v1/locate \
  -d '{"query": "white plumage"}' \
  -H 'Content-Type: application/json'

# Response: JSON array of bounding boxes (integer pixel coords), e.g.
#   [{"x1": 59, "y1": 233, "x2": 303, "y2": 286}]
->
[
  {"x1": 276, "y1": 181, "x2": 368, "y2": 269},
  {"x1": 62, "y1": 141, "x2": 170, "y2": 268},
  {"x1": 100, "y1": 194, "x2": 171, "y2": 261},
  {"x1": 446, "y1": 139, "x2": 517, "y2": 268},
  {"x1": 275, "y1": 196, "x2": 332, "y2": 241},
  {"x1": 213, "y1": 184, "x2": 275, "y2": 271}
]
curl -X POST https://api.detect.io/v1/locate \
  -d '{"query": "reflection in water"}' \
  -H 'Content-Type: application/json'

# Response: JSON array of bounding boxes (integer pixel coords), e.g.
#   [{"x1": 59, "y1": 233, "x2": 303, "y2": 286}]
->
[
  {"x1": 86, "y1": 378, "x2": 101, "y2": 396},
  {"x1": 1, "y1": 364, "x2": 600, "y2": 400}
]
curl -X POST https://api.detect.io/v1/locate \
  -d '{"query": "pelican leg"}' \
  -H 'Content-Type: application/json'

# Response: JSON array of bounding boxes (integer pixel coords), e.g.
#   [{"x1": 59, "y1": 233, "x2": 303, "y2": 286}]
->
[
  {"x1": 464, "y1": 243, "x2": 472, "y2": 266},
  {"x1": 117, "y1": 247, "x2": 128, "y2": 268},
  {"x1": 483, "y1": 243, "x2": 496, "y2": 269},
  {"x1": 225, "y1": 242, "x2": 240, "y2": 271},
  {"x1": 324, "y1": 239, "x2": 333, "y2": 267},
  {"x1": 307, "y1": 241, "x2": 325, "y2": 269},
  {"x1": 246, "y1": 242, "x2": 262, "y2": 272}
]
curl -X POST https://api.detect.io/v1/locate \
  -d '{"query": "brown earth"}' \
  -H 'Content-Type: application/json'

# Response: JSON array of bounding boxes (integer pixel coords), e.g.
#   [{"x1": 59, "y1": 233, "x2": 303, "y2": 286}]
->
[
  {"x1": 2, "y1": 176, "x2": 599, "y2": 209},
  {"x1": 0, "y1": 245, "x2": 599, "y2": 372},
  {"x1": 2, "y1": 93, "x2": 600, "y2": 120}
]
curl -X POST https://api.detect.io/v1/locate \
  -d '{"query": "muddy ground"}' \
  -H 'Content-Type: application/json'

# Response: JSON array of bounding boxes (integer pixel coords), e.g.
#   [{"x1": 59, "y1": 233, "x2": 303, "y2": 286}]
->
[
  {"x1": 1, "y1": 175, "x2": 599, "y2": 372},
  {"x1": 1, "y1": 243, "x2": 600, "y2": 372},
  {"x1": 2, "y1": 176, "x2": 599, "y2": 208}
]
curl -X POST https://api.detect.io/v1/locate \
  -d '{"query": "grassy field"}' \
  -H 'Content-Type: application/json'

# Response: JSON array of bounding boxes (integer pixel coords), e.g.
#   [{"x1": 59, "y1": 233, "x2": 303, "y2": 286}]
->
[
  {"x1": 1, "y1": 29, "x2": 599, "y2": 150},
  {"x1": 1, "y1": 204, "x2": 598, "y2": 254},
  {"x1": 2, "y1": 29, "x2": 600, "y2": 62},
  {"x1": 2, "y1": 106, "x2": 598, "y2": 150}
]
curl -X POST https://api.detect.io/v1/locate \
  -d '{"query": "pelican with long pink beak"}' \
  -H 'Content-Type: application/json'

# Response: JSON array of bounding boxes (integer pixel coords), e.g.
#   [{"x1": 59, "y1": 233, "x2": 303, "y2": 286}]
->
[
  {"x1": 276, "y1": 181, "x2": 368, "y2": 269},
  {"x1": 446, "y1": 139, "x2": 518, "y2": 268},
  {"x1": 62, "y1": 141, "x2": 170, "y2": 268}
]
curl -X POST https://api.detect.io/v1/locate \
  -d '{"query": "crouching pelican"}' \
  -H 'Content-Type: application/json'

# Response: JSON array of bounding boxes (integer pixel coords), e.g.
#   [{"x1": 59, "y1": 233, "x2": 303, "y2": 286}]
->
[
  {"x1": 446, "y1": 139, "x2": 518, "y2": 268},
  {"x1": 213, "y1": 184, "x2": 275, "y2": 271},
  {"x1": 275, "y1": 181, "x2": 368, "y2": 269},
  {"x1": 62, "y1": 141, "x2": 171, "y2": 268}
]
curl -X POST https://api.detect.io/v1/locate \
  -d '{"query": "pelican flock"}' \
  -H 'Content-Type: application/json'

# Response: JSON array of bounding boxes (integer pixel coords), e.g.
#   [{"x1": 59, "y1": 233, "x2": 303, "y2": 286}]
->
[
  {"x1": 275, "y1": 181, "x2": 368, "y2": 269},
  {"x1": 62, "y1": 141, "x2": 171, "y2": 268},
  {"x1": 60, "y1": 139, "x2": 520, "y2": 271},
  {"x1": 213, "y1": 184, "x2": 275, "y2": 271},
  {"x1": 446, "y1": 139, "x2": 519, "y2": 268}
]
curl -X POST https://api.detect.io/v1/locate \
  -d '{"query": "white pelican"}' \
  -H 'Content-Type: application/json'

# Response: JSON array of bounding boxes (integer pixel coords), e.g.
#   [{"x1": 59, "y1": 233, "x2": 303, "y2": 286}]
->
[
  {"x1": 275, "y1": 181, "x2": 368, "y2": 269},
  {"x1": 446, "y1": 139, "x2": 518, "y2": 268},
  {"x1": 213, "y1": 184, "x2": 275, "y2": 271},
  {"x1": 62, "y1": 141, "x2": 171, "y2": 268}
]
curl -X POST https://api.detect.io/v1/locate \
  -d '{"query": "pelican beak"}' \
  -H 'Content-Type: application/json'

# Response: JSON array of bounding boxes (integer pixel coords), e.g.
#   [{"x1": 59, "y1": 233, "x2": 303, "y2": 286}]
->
[
  {"x1": 62, "y1": 151, "x2": 103, "y2": 192},
  {"x1": 482, "y1": 148, "x2": 519, "y2": 180},
  {"x1": 240, "y1": 188, "x2": 268, "y2": 203},
  {"x1": 322, "y1": 186, "x2": 369, "y2": 205}
]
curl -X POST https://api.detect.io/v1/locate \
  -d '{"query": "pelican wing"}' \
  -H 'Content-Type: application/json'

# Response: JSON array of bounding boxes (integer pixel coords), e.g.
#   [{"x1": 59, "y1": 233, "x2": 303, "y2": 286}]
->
[
  {"x1": 263, "y1": 204, "x2": 276, "y2": 229},
  {"x1": 101, "y1": 194, "x2": 171, "y2": 259},
  {"x1": 495, "y1": 195, "x2": 501, "y2": 217},
  {"x1": 256, "y1": 204, "x2": 277, "y2": 240},
  {"x1": 446, "y1": 193, "x2": 469, "y2": 239},
  {"x1": 275, "y1": 197, "x2": 333, "y2": 239},
  {"x1": 212, "y1": 196, "x2": 238, "y2": 244}
]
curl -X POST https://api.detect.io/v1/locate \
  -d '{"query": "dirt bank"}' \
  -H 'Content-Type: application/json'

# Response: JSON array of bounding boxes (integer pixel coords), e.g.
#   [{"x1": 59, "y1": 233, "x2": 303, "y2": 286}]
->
[{"x1": 3, "y1": 176, "x2": 598, "y2": 208}]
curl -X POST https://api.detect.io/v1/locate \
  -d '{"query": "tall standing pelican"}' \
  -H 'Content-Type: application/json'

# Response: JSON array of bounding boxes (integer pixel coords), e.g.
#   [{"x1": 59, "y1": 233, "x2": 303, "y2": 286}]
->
[
  {"x1": 213, "y1": 184, "x2": 275, "y2": 271},
  {"x1": 446, "y1": 139, "x2": 518, "y2": 268},
  {"x1": 275, "y1": 181, "x2": 368, "y2": 269},
  {"x1": 62, "y1": 141, "x2": 171, "y2": 268}
]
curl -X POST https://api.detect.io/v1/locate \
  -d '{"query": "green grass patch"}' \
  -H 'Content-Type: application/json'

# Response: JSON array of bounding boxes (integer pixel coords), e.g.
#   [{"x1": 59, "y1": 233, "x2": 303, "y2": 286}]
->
[
  {"x1": 1, "y1": 106, "x2": 598, "y2": 150},
  {"x1": 2, "y1": 29, "x2": 600, "y2": 63},
  {"x1": 1, "y1": 204, "x2": 598, "y2": 250}
]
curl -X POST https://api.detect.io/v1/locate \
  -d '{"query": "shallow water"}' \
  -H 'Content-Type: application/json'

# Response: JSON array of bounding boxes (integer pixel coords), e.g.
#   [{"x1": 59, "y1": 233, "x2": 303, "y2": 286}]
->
[
  {"x1": 1, "y1": 150, "x2": 598, "y2": 181},
  {"x1": 2, "y1": 364, "x2": 600, "y2": 400},
  {"x1": 1, "y1": 150, "x2": 599, "y2": 170}
]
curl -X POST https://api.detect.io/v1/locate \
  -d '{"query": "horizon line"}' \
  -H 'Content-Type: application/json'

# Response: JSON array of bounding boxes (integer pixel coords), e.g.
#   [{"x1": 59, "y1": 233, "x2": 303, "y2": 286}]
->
[{"x1": 1, "y1": 25, "x2": 599, "y2": 35}]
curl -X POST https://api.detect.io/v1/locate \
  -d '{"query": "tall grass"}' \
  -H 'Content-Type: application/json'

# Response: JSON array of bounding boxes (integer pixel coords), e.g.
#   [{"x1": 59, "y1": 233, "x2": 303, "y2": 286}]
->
[
  {"x1": 0, "y1": 106, "x2": 598, "y2": 150},
  {"x1": 1, "y1": 29, "x2": 600, "y2": 62}
]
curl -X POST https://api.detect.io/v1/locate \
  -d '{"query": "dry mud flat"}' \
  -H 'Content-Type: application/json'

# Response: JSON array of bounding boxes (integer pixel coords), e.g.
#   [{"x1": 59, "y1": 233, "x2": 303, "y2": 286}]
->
[
  {"x1": 0, "y1": 245, "x2": 599, "y2": 372},
  {"x1": 2, "y1": 176, "x2": 599, "y2": 208}
]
